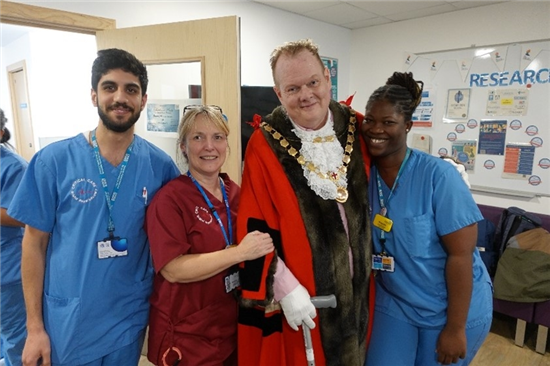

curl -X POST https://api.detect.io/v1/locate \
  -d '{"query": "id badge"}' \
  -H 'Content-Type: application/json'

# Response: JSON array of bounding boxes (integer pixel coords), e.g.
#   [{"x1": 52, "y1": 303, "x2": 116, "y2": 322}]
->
[
  {"x1": 372, "y1": 254, "x2": 395, "y2": 272},
  {"x1": 224, "y1": 266, "x2": 240, "y2": 293},
  {"x1": 373, "y1": 214, "x2": 393, "y2": 232},
  {"x1": 97, "y1": 237, "x2": 128, "y2": 259}
]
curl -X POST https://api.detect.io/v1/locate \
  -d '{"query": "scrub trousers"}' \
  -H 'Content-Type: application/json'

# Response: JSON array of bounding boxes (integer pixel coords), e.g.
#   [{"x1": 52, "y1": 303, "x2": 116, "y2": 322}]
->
[
  {"x1": 0, "y1": 280, "x2": 27, "y2": 366},
  {"x1": 365, "y1": 310, "x2": 491, "y2": 366},
  {"x1": 55, "y1": 330, "x2": 145, "y2": 366}
]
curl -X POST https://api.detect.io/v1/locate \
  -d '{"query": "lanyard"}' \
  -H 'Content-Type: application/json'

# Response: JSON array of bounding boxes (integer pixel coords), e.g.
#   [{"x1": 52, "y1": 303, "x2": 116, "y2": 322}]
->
[
  {"x1": 187, "y1": 171, "x2": 233, "y2": 248},
  {"x1": 91, "y1": 129, "x2": 134, "y2": 237},
  {"x1": 375, "y1": 148, "x2": 411, "y2": 251}
]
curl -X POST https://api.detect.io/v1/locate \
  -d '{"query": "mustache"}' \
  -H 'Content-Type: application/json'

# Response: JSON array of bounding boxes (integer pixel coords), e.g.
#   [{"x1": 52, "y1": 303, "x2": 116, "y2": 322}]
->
[{"x1": 108, "y1": 103, "x2": 134, "y2": 112}]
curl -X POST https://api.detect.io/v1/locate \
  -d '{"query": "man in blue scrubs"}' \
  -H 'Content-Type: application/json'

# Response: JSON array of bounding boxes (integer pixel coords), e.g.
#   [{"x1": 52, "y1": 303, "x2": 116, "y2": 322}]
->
[
  {"x1": 1, "y1": 108, "x2": 28, "y2": 366},
  {"x1": 8, "y1": 49, "x2": 180, "y2": 366}
]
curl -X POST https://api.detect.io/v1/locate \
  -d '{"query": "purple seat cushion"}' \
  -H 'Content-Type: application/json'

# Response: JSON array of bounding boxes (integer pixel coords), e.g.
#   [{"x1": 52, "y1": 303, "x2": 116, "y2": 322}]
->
[
  {"x1": 493, "y1": 298, "x2": 534, "y2": 322},
  {"x1": 534, "y1": 300, "x2": 550, "y2": 327}
]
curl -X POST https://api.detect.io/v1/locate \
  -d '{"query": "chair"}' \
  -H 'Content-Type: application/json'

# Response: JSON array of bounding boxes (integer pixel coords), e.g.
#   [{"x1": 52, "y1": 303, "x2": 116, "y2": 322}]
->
[
  {"x1": 492, "y1": 298, "x2": 535, "y2": 347},
  {"x1": 534, "y1": 300, "x2": 550, "y2": 354}
]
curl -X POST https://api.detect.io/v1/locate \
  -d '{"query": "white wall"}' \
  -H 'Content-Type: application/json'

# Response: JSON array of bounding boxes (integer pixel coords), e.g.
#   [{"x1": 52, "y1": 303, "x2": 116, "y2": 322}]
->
[{"x1": 350, "y1": 1, "x2": 550, "y2": 215}]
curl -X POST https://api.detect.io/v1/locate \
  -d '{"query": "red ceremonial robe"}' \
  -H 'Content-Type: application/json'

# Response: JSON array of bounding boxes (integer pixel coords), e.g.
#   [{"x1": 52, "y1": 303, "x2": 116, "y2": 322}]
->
[{"x1": 237, "y1": 101, "x2": 372, "y2": 366}]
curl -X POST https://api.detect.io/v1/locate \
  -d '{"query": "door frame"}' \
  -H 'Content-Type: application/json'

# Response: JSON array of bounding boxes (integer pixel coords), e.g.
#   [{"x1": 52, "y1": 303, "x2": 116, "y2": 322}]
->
[
  {"x1": 0, "y1": 1, "x2": 116, "y2": 33},
  {"x1": 7, "y1": 60, "x2": 35, "y2": 160}
]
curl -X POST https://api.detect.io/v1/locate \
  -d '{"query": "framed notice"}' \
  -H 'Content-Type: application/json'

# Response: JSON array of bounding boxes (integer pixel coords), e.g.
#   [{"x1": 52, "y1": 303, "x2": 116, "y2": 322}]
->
[{"x1": 444, "y1": 88, "x2": 470, "y2": 121}]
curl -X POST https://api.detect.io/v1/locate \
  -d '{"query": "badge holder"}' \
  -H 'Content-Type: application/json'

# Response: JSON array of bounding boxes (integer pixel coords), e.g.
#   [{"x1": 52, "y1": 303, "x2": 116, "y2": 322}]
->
[
  {"x1": 372, "y1": 213, "x2": 395, "y2": 272},
  {"x1": 97, "y1": 232, "x2": 128, "y2": 259},
  {"x1": 224, "y1": 265, "x2": 240, "y2": 293},
  {"x1": 372, "y1": 252, "x2": 395, "y2": 272}
]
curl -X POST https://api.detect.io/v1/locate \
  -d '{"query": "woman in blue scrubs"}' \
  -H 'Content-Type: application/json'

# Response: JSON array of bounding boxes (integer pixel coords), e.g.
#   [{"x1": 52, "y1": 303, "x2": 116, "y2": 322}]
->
[
  {"x1": 361, "y1": 72, "x2": 493, "y2": 366},
  {"x1": 0, "y1": 108, "x2": 28, "y2": 366}
]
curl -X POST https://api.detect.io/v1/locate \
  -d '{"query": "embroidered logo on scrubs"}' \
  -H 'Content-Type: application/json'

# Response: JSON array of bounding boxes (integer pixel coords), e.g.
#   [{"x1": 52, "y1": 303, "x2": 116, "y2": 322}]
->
[
  {"x1": 71, "y1": 178, "x2": 98, "y2": 203},
  {"x1": 195, "y1": 205, "x2": 213, "y2": 224}
]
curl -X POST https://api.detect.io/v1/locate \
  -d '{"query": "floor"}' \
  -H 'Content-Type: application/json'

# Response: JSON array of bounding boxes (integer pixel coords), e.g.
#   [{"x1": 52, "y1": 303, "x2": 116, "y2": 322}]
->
[{"x1": 139, "y1": 312, "x2": 550, "y2": 366}]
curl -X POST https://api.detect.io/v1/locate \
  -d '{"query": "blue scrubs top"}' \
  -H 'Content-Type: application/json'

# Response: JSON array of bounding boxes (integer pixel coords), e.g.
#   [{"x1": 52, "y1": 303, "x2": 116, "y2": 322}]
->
[
  {"x1": 369, "y1": 149, "x2": 492, "y2": 329},
  {"x1": 1, "y1": 146, "x2": 28, "y2": 285},
  {"x1": 8, "y1": 133, "x2": 180, "y2": 364}
]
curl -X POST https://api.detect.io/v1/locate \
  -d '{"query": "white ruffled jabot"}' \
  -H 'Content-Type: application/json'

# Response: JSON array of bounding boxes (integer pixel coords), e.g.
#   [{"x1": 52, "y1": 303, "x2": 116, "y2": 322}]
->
[{"x1": 290, "y1": 114, "x2": 347, "y2": 201}]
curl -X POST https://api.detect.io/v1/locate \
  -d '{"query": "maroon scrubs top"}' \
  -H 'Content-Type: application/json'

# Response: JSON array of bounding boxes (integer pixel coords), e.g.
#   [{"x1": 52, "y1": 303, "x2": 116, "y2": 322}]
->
[{"x1": 145, "y1": 173, "x2": 239, "y2": 366}]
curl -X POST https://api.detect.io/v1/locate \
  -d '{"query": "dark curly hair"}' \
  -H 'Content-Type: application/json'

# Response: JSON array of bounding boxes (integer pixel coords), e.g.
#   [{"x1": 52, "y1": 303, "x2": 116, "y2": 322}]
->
[
  {"x1": 365, "y1": 72, "x2": 424, "y2": 122},
  {"x1": 0, "y1": 108, "x2": 12, "y2": 145},
  {"x1": 91, "y1": 48, "x2": 148, "y2": 95}
]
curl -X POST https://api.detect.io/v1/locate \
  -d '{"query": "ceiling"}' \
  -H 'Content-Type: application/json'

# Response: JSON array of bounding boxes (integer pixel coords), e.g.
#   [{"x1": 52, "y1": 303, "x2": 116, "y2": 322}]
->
[
  {"x1": 1, "y1": 1, "x2": 511, "y2": 46},
  {"x1": 250, "y1": 0, "x2": 511, "y2": 30}
]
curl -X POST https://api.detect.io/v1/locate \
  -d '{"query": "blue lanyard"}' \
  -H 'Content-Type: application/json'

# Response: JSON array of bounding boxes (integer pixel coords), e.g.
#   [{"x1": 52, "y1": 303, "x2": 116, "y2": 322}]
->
[
  {"x1": 187, "y1": 171, "x2": 233, "y2": 248},
  {"x1": 375, "y1": 148, "x2": 411, "y2": 247},
  {"x1": 91, "y1": 129, "x2": 134, "y2": 237}
]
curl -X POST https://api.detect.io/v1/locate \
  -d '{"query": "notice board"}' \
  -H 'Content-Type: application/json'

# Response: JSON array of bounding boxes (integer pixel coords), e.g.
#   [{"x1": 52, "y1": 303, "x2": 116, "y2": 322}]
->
[{"x1": 404, "y1": 40, "x2": 550, "y2": 197}]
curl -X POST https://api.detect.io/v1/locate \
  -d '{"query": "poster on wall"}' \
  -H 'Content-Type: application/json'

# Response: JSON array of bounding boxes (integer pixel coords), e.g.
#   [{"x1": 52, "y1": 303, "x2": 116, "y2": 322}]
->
[
  {"x1": 321, "y1": 56, "x2": 338, "y2": 100},
  {"x1": 146, "y1": 102, "x2": 181, "y2": 133},
  {"x1": 486, "y1": 88, "x2": 529, "y2": 116},
  {"x1": 444, "y1": 88, "x2": 470, "y2": 121},
  {"x1": 502, "y1": 142, "x2": 535, "y2": 179},
  {"x1": 412, "y1": 87, "x2": 435, "y2": 127},
  {"x1": 478, "y1": 120, "x2": 507, "y2": 155},
  {"x1": 451, "y1": 140, "x2": 477, "y2": 172}
]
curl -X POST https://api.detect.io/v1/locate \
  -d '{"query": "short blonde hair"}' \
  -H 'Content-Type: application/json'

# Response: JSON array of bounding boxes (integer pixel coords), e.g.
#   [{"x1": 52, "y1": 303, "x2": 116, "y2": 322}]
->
[
  {"x1": 176, "y1": 105, "x2": 229, "y2": 168},
  {"x1": 270, "y1": 39, "x2": 325, "y2": 86}
]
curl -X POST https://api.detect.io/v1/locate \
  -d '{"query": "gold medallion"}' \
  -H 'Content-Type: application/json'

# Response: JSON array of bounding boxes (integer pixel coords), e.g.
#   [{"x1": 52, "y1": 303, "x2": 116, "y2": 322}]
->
[{"x1": 336, "y1": 187, "x2": 349, "y2": 203}]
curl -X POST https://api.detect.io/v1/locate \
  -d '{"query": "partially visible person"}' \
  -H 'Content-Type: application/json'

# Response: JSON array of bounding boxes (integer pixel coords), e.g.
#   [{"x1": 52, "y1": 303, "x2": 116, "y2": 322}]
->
[
  {"x1": 8, "y1": 48, "x2": 180, "y2": 366},
  {"x1": 440, "y1": 155, "x2": 471, "y2": 189},
  {"x1": 362, "y1": 72, "x2": 492, "y2": 366},
  {"x1": 144, "y1": 105, "x2": 274, "y2": 366},
  {"x1": 0, "y1": 108, "x2": 28, "y2": 366},
  {"x1": 237, "y1": 39, "x2": 371, "y2": 366}
]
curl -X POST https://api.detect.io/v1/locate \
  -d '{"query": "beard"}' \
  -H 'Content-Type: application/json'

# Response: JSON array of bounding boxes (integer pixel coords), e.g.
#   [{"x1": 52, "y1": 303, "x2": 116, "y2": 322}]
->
[{"x1": 98, "y1": 103, "x2": 141, "y2": 133}]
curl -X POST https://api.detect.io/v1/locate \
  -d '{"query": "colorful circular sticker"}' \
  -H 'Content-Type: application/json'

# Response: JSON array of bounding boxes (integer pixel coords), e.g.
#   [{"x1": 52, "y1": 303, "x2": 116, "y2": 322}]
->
[
  {"x1": 467, "y1": 119, "x2": 478, "y2": 129},
  {"x1": 455, "y1": 124, "x2": 466, "y2": 133},
  {"x1": 457, "y1": 152, "x2": 469, "y2": 163},
  {"x1": 539, "y1": 158, "x2": 550, "y2": 169},
  {"x1": 446, "y1": 132, "x2": 457, "y2": 142},
  {"x1": 509, "y1": 119, "x2": 522, "y2": 130},
  {"x1": 528, "y1": 175, "x2": 542, "y2": 186},
  {"x1": 530, "y1": 137, "x2": 543, "y2": 147},
  {"x1": 525, "y1": 125, "x2": 539, "y2": 136},
  {"x1": 438, "y1": 147, "x2": 448, "y2": 156},
  {"x1": 483, "y1": 160, "x2": 495, "y2": 170}
]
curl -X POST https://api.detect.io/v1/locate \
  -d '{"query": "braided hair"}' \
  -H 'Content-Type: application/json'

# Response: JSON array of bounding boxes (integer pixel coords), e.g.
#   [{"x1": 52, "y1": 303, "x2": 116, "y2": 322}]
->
[{"x1": 365, "y1": 72, "x2": 424, "y2": 122}]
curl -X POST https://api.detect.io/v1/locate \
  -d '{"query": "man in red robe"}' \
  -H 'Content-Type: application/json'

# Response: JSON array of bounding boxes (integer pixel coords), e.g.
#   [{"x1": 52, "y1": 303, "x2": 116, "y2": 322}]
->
[{"x1": 237, "y1": 39, "x2": 372, "y2": 366}]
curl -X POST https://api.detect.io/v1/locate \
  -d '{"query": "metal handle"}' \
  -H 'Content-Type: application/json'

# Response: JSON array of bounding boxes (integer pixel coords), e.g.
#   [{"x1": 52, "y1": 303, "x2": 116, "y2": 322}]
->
[{"x1": 310, "y1": 294, "x2": 337, "y2": 309}]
